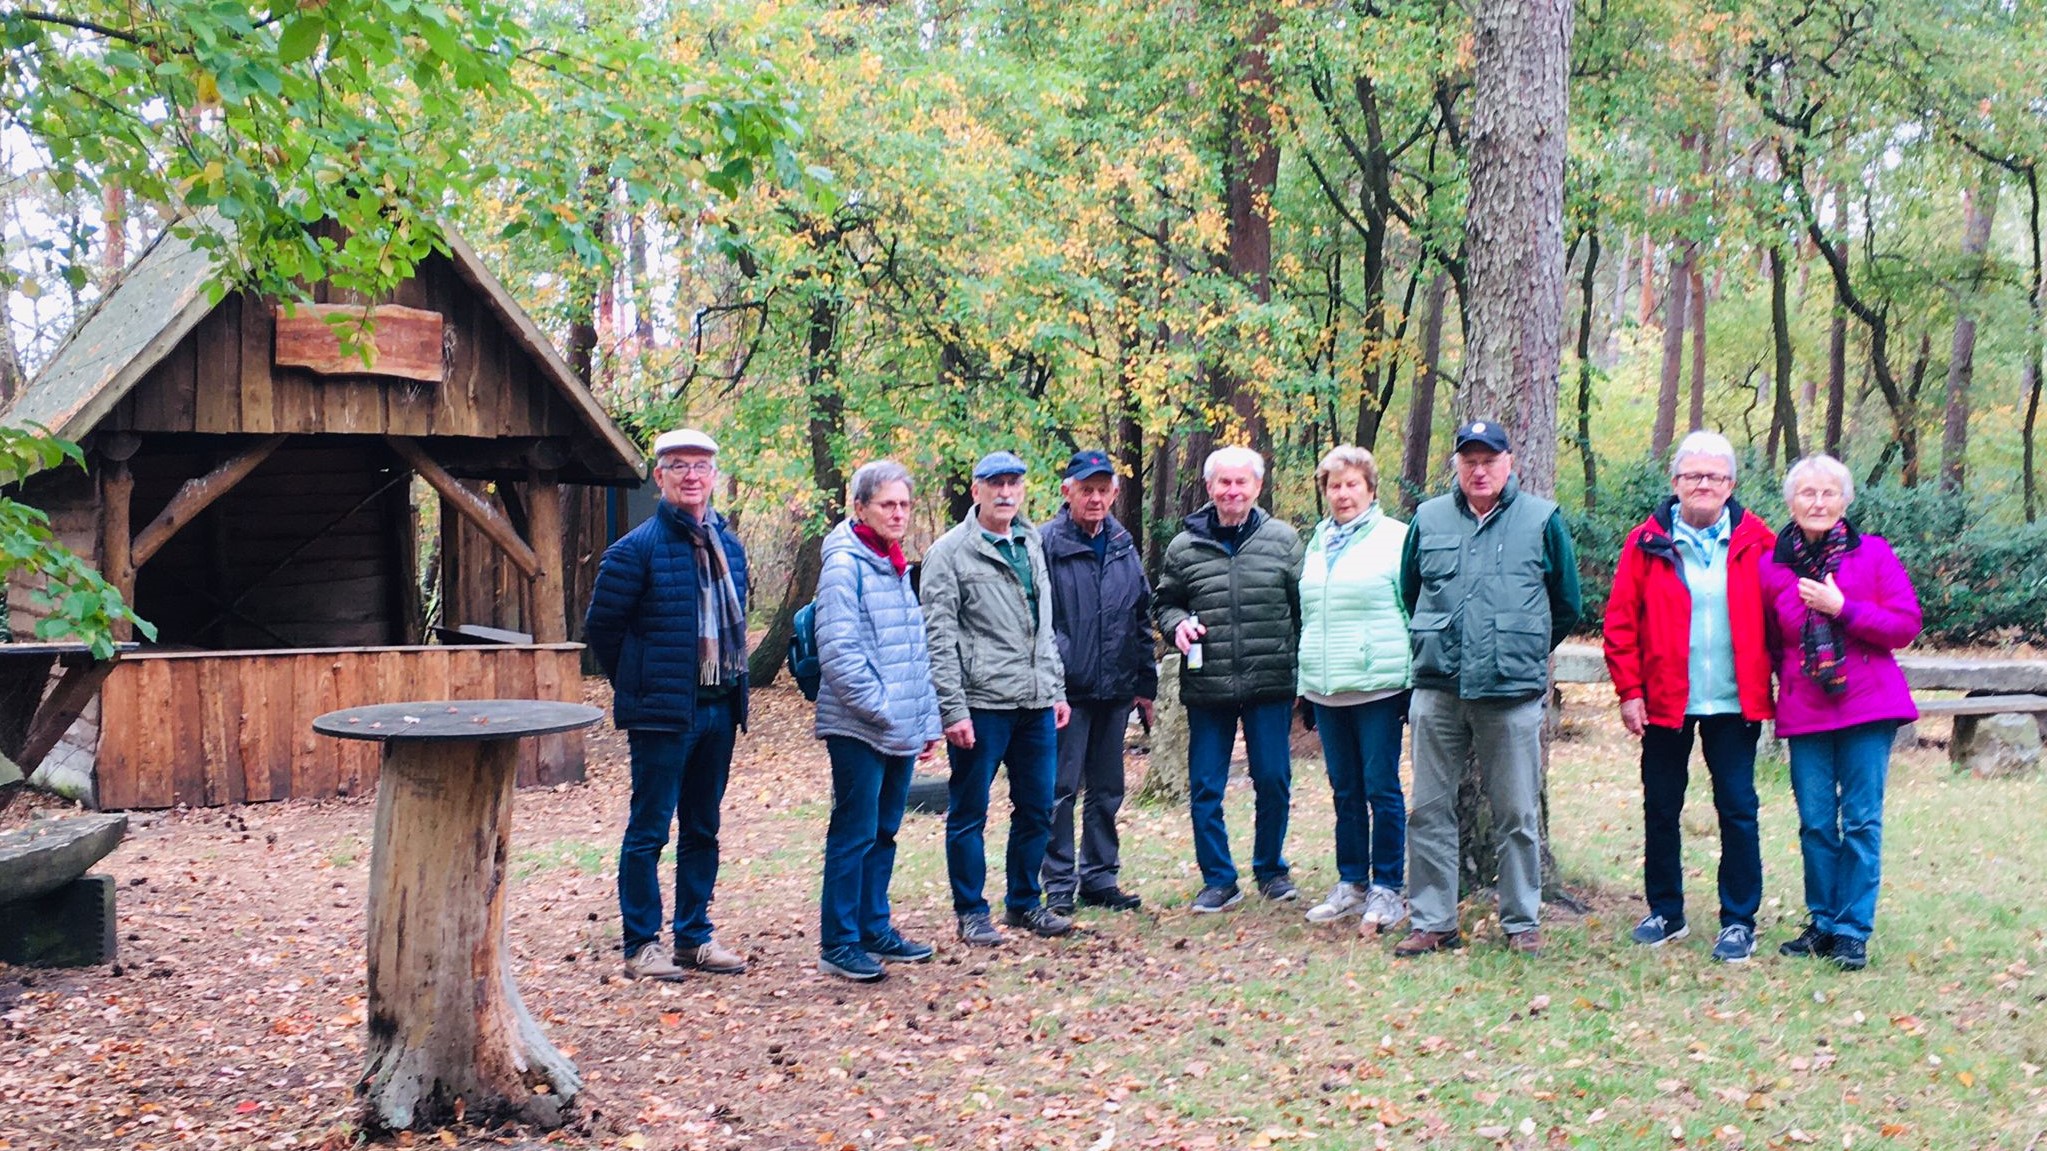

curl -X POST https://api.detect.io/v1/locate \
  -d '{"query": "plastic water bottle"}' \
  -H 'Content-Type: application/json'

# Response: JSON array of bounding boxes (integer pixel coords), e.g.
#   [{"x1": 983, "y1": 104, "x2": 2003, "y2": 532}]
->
[{"x1": 1185, "y1": 614, "x2": 1203, "y2": 671}]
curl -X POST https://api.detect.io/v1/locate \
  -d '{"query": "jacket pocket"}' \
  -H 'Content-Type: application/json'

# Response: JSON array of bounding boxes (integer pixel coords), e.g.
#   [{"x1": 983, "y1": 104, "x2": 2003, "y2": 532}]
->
[
  {"x1": 1417, "y1": 538, "x2": 1461, "y2": 586},
  {"x1": 1496, "y1": 613, "x2": 1549, "y2": 685},
  {"x1": 1408, "y1": 610, "x2": 1458, "y2": 680}
]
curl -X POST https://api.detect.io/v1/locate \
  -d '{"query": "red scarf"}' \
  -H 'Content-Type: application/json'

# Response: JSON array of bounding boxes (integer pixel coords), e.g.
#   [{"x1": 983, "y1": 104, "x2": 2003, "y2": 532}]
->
[{"x1": 853, "y1": 522, "x2": 908, "y2": 576}]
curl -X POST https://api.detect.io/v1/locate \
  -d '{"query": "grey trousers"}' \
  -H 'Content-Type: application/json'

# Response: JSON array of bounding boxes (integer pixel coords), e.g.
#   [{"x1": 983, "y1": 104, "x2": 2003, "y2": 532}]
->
[
  {"x1": 1040, "y1": 699, "x2": 1131, "y2": 899},
  {"x1": 1407, "y1": 688, "x2": 1546, "y2": 935}
]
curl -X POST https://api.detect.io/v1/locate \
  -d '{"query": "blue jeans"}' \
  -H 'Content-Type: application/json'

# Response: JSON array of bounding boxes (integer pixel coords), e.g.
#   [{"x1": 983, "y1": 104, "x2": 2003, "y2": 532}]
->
[
  {"x1": 1186, "y1": 699, "x2": 1294, "y2": 889},
  {"x1": 1787, "y1": 720, "x2": 1896, "y2": 942},
  {"x1": 619, "y1": 697, "x2": 737, "y2": 953},
  {"x1": 946, "y1": 707, "x2": 1057, "y2": 917},
  {"x1": 1313, "y1": 695, "x2": 1407, "y2": 889},
  {"x1": 1641, "y1": 714, "x2": 1763, "y2": 930},
  {"x1": 819, "y1": 736, "x2": 915, "y2": 949}
]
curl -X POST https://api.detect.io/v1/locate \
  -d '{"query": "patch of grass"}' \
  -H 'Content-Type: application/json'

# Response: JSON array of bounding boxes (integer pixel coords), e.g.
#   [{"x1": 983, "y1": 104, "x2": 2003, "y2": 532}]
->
[{"x1": 513, "y1": 839, "x2": 613, "y2": 879}]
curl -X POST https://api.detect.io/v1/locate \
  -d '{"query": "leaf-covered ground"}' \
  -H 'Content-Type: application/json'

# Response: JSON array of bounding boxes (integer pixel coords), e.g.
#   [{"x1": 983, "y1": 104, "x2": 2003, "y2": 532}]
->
[{"x1": 2, "y1": 681, "x2": 2043, "y2": 1150}]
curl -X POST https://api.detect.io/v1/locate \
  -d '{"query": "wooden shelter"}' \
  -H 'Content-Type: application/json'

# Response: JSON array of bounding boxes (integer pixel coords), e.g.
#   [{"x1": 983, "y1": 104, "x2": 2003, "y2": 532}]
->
[{"x1": 3, "y1": 219, "x2": 642, "y2": 808}]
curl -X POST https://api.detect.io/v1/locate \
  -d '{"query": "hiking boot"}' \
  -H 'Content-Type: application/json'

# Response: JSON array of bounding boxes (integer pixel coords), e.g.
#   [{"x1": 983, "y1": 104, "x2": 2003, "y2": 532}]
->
[
  {"x1": 1305, "y1": 881, "x2": 1368, "y2": 923},
  {"x1": 1003, "y1": 904, "x2": 1075, "y2": 937},
  {"x1": 956, "y1": 912, "x2": 1004, "y2": 947},
  {"x1": 678, "y1": 938, "x2": 747, "y2": 975},
  {"x1": 818, "y1": 944, "x2": 886, "y2": 983},
  {"x1": 1505, "y1": 928, "x2": 1544, "y2": 956},
  {"x1": 622, "y1": 942, "x2": 684, "y2": 982},
  {"x1": 1362, "y1": 885, "x2": 1409, "y2": 931},
  {"x1": 862, "y1": 927, "x2": 935, "y2": 963},
  {"x1": 1631, "y1": 913, "x2": 1689, "y2": 947},
  {"x1": 1257, "y1": 875, "x2": 1300, "y2": 902},
  {"x1": 1079, "y1": 885, "x2": 1144, "y2": 912},
  {"x1": 1712, "y1": 925, "x2": 1757, "y2": 963},
  {"x1": 1190, "y1": 884, "x2": 1244, "y2": 914},
  {"x1": 1045, "y1": 894, "x2": 1076, "y2": 918},
  {"x1": 1779, "y1": 922, "x2": 1835, "y2": 959},
  {"x1": 1392, "y1": 928, "x2": 1464, "y2": 957},
  {"x1": 1827, "y1": 936, "x2": 1868, "y2": 972}
]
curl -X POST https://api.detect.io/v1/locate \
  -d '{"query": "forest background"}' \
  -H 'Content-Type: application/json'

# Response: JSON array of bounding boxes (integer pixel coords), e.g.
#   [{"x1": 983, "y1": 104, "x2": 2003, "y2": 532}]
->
[{"x1": 4, "y1": 0, "x2": 2044, "y2": 657}]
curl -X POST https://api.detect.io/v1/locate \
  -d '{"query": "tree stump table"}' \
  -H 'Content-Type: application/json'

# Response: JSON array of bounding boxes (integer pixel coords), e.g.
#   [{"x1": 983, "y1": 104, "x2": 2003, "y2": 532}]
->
[{"x1": 312, "y1": 699, "x2": 602, "y2": 1132}]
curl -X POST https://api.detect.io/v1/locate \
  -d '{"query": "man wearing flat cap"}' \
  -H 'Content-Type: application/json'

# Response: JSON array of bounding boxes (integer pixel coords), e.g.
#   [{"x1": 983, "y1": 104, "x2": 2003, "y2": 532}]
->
[
  {"x1": 1393, "y1": 420, "x2": 1580, "y2": 958},
  {"x1": 1038, "y1": 450, "x2": 1157, "y2": 917},
  {"x1": 922, "y1": 451, "x2": 1073, "y2": 946},
  {"x1": 584, "y1": 428, "x2": 752, "y2": 981}
]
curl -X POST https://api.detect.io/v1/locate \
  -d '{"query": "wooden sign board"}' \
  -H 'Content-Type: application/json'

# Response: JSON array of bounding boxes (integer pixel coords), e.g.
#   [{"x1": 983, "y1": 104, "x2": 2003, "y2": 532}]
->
[{"x1": 273, "y1": 303, "x2": 445, "y2": 383}]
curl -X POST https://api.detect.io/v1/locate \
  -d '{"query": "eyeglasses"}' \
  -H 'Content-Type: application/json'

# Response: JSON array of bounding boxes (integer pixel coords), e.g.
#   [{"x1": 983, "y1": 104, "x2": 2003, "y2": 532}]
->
[
  {"x1": 657, "y1": 460, "x2": 716, "y2": 476},
  {"x1": 1675, "y1": 472, "x2": 1732, "y2": 487},
  {"x1": 1792, "y1": 487, "x2": 1843, "y2": 503}
]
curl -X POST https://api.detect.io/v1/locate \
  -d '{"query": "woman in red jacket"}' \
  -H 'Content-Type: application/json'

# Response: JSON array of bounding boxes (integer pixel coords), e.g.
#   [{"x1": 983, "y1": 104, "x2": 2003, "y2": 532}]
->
[{"x1": 1603, "y1": 432, "x2": 1776, "y2": 963}]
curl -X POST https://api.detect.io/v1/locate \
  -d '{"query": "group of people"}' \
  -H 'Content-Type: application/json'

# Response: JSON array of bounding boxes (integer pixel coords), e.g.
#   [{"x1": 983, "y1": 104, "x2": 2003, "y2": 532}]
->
[{"x1": 581, "y1": 419, "x2": 1921, "y2": 985}]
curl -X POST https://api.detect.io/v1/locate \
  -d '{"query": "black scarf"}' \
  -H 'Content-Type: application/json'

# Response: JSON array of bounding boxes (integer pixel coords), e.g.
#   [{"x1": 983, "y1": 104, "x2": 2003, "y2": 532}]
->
[{"x1": 1778, "y1": 520, "x2": 1855, "y2": 695}]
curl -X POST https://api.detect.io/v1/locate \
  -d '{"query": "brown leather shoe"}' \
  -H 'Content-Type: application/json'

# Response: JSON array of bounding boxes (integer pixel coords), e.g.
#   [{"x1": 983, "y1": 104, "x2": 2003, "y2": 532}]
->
[
  {"x1": 1392, "y1": 928, "x2": 1464, "y2": 956},
  {"x1": 1505, "y1": 929, "x2": 1543, "y2": 956},
  {"x1": 678, "y1": 938, "x2": 748, "y2": 974}
]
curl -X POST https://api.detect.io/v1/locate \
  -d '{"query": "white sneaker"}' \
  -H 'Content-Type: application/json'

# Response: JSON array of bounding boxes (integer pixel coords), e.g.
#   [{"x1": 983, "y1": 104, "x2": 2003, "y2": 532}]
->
[
  {"x1": 1305, "y1": 881, "x2": 1368, "y2": 923},
  {"x1": 1361, "y1": 885, "x2": 1409, "y2": 929}
]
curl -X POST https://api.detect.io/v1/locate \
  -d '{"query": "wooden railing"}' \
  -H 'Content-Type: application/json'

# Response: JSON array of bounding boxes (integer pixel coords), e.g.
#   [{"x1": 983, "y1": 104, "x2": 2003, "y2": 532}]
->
[{"x1": 95, "y1": 644, "x2": 587, "y2": 810}]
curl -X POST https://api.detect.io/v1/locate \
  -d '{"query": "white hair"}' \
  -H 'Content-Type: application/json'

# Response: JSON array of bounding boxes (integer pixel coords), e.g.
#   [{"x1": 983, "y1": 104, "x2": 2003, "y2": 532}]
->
[
  {"x1": 1203, "y1": 445, "x2": 1266, "y2": 481},
  {"x1": 1783, "y1": 454, "x2": 1855, "y2": 507},
  {"x1": 1671, "y1": 431, "x2": 1738, "y2": 481},
  {"x1": 850, "y1": 459, "x2": 914, "y2": 505}
]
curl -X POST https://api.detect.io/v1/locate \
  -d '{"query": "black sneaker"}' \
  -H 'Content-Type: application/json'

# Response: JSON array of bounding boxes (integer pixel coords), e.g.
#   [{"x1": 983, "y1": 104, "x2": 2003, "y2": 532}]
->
[
  {"x1": 862, "y1": 927, "x2": 935, "y2": 963},
  {"x1": 956, "y1": 912, "x2": 1004, "y2": 947},
  {"x1": 1190, "y1": 884, "x2": 1244, "y2": 914},
  {"x1": 1257, "y1": 875, "x2": 1300, "y2": 902},
  {"x1": 1003, "y1": 904, "x2": 1075, "y2": 937},
  {"x1": 1827, "y1": 937, "x2": 1868, "y2": 971},
  {"x1": 1079, "y1": 886, "x2": 1144, "y2": 912},
  {"x1": 819, "y1": 944, "x2": 886, "y2": 983},
  {"x1": 1779, "y1": 923, "x2": 1835, "y2": 959}
]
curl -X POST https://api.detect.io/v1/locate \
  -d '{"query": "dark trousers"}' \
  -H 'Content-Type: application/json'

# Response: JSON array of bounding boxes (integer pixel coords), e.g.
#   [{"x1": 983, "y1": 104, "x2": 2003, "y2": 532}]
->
[
  {"x1": 946, "y1": 707, "x2": 1057, "y2": 917},
  {"x1": 1312, "y1": 695, "x2": 1408, "y2": 889},
  {"x1": 618, "y1": 698, "x2": 737, "y2": 953},
  {"x1": 1042, "y1": 699, "x2": 1133, "y2": 901},
  {"x1": 1185, "y1": 698, "x2": 1294, "y2": 889},
  {"x1": 819, "y1": 736, "x2": 915, "y2": 950},
  {"x1": 1640, "y1": 713, "x2": 1763, "y2": 931}
]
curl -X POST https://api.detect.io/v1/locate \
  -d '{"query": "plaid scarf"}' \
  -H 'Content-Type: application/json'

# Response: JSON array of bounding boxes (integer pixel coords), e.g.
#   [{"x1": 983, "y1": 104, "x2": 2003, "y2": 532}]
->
[
  {"x1": 1324, "y1": 506, "x2": 1380, "y2": 560},
  {"x1": 679, "y1": 512, "x2": 748, "y2": 687},
  {"x1": 1786, "y1": 520, "x2": 1852, "y2": 696}
]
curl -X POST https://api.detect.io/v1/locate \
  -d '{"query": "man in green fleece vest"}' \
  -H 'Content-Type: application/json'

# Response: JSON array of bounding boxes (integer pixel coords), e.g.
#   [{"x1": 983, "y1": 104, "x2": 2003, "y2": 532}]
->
[{"x1": 1393, "y1": 420, "x2": 1581, "y2": 957}]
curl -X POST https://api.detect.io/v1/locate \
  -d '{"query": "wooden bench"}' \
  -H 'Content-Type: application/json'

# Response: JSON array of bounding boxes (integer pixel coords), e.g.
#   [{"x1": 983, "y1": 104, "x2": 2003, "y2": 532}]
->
[{"x1": 1912, "y1": 694, "x2": 2047, "y2": 777}]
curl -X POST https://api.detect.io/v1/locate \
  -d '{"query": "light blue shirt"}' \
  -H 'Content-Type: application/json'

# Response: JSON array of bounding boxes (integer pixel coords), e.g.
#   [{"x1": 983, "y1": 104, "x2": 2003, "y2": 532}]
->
[{"x1": 1672, "y1": 507, "x2": 1740, "y2": 715}]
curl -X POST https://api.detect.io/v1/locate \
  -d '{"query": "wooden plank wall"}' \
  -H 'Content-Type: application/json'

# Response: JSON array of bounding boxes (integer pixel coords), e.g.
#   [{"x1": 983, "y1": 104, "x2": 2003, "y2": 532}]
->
[
  {"x1": 102, "y1": 256, "x2": 586, "y2": 441},
  {"x1": 5, "y1": 467, "x2": 100, "y2": 641},
  {"x1": 438, "y1": 480, "x2": 611, "y2": 639},
  {"x1": 93, "y1": 644, "x2": 587, "y2": 810}
]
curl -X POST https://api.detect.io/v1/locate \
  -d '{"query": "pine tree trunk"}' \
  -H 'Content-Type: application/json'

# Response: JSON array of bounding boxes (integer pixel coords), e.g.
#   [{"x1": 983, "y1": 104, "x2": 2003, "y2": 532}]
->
[
  {"x1": 1400, "y1": 272, "x2": 1451, "y2": 512},
  {"x1": 1574, "y1": 231, "x2": 1601, "y2": 510},
  {"x1": 1652, "y1": 244, "x2": 1691, "y2": 458},
  {"x1": 1941, "y1": 180, "x2": 2000, "y2": 493},
  {"x1": 1824, "y1": 302, "x2": 1848, "y2": 457}
]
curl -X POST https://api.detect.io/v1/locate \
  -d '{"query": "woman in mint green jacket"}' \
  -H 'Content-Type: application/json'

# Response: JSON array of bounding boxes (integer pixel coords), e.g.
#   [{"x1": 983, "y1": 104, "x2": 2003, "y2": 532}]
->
[{"x1": 1297, "y1": 446, "x2": 1413, "y2": 933}]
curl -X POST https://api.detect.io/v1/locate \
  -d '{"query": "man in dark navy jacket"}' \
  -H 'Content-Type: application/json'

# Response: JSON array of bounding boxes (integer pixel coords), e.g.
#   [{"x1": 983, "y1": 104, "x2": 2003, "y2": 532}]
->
[{"x1": 584, "y1": 428, "x2": 751, "y2": 981}]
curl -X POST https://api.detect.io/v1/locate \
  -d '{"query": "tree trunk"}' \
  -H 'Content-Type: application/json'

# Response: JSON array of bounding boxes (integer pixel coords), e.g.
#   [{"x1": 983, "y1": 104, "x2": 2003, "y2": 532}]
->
[
  {"x1": 2025, "y1": 166, "x2": 2044, "y2": 522},
  {"x1": 1459, "y1": 0, "x2": 1574, "y2": 901},
  {"x1": 1652, "y1": 244, "x2": 1692, "y2": 458},
  {"x1": 1824, "y1": 301, "x2": 1848, "y2": 457},
  {"x1": 1768, "y1": 247, "x2": 1801, "y2": 469},
  {"x1": 1687, "y1": 261, "x2": 1708, "y2": 434},
  {"x1": 1941, "y1": 179, "x2": 2000, "y2": 493},
  {"x1": 359, "y1": 739, "x2": 580, "y2": 1131},
  {"x1": 1200, "y1": 6, "x2": 1281, "y2": 477},
  {"x1": 1574, "y1": 231, "x2": 1601, "y2": 509},
  {"x1": 1131, "y1": 655, "x2": 1190, "y2": 806},
  {"x1": 1400, "y1": 272, "x2": 1451, "y2": 511}
]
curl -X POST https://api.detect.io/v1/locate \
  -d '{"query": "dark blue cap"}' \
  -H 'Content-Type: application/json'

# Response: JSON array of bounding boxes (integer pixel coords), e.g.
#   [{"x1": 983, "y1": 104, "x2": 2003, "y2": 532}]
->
[
  {"x1": 972, "y1": 450, "x2": 1028, "y2": 480},
  {"x1": 1063, "y1": 449, "x2": 1116, "y2": 481},
  {"x1": 1454, "y1": 419, "x2": 1511, "y2": 453}
]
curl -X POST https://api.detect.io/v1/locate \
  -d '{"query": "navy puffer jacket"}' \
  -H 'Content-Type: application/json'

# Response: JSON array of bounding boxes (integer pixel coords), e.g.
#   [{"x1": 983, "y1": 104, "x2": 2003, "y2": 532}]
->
[
  {"x1": 1041, "y1": 508, "x2": 1159, "y2": 703},
  {"x1": 812, "y1": 520, "x2": 944, "y2": 756},
  {"x1": 583, "y1": 501, "x2": 750, "y2": 731}
]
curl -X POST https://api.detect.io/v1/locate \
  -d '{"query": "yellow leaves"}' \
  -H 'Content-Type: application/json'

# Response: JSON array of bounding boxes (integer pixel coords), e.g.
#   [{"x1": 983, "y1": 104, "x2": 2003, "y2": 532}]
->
[{"x1": 194, "y1": 72, "x2": 222, "y2": 109}]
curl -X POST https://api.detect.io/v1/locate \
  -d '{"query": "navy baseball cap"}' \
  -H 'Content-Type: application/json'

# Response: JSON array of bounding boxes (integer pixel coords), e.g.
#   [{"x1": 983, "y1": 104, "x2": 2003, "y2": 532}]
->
[
  {"x1": 1063, "y1": 449, "x2": 1116, "y2": 481},
  {"x1": 1454, "y1": 419, "x2": 1510, "y2": 453},
  {"x1": 972, "y1": 450, "x2": 1028, "y2": 480}
]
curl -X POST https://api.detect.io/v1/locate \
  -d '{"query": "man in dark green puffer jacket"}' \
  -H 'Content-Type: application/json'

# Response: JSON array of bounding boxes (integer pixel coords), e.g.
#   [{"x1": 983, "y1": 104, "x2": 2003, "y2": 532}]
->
[{"x1": 1154, "y1": 446, "x2": 1306, "y2": 913}]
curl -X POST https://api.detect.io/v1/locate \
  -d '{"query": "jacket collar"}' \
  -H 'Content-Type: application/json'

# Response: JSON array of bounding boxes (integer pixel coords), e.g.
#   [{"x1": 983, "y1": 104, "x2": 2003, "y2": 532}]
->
[
  {"x1": 657, "y1": 500, "x2": 724, "y2": 537},
  {"x1": 1772, "y1": 517, "x2": 1862, "y2": 563},
  {"x1": 1452, "y1": 474, "x2": 1521, "y2": 520},
  {"x1": 1638, "y1": 496, "x2": 1770, "y2": 560},
  {"x1": 1183, "y1": 502, "x2": 1265, "y2": 543}
]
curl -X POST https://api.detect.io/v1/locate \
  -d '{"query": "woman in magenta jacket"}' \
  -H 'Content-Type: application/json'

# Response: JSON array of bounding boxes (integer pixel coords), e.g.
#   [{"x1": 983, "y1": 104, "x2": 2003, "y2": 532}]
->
[{"x1": 1760, "y1": 454, "x2": 1923, "y2": 972}]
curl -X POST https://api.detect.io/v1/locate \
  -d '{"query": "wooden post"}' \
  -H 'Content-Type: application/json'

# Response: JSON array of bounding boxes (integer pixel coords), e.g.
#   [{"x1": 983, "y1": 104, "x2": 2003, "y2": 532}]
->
[
  {"x1": 99, "y1": 452, "x2": 136, "y2": 643},
  {"x1": 525, "y1": 470, "x2": 566, "y2": 644},
  {"x1": 359, "y1": 737, "x2": 580, "y2": 1130}
]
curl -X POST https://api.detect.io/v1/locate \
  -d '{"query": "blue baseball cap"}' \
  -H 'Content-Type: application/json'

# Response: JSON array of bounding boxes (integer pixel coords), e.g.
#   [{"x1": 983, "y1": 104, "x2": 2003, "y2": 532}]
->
[
  {"x1": 1454, "y1": 419, "x2": 1510, "y2": 453},
  {"x1": 1063, "y1": 449, "x2": 1116, "y2": 481},
  {"x1": 972, "y1": 450, "x2": 1028, "y2": 480}
]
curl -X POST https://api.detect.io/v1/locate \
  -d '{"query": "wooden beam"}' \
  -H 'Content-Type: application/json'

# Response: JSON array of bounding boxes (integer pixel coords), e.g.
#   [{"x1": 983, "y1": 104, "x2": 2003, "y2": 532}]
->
[
  {"x1": 273, "y1": 303, "x2": 445, "y2": 383},
  {"x1": 15, "y1": 660, "x2": 119, "y2": 777},
  {"x1": 100, "y1": 458, "x2": 135, "y2": 643},
  {"x1": 130, "y1": 435, "x2": 288, "y2": 570},
  {"x1": 526, "y1": 471, "x2": 566, "y2": 643},
  {"x1": 386, "y1": 436, "x2": 539, "y2": 579}
]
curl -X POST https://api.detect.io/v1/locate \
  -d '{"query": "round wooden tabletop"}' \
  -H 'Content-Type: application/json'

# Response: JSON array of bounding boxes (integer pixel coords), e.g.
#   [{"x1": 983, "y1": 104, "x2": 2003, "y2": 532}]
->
[{"x1": 311, "y1": 699, "x2": 603, "y2": 743}]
